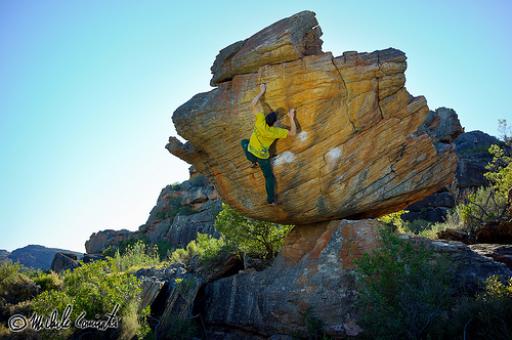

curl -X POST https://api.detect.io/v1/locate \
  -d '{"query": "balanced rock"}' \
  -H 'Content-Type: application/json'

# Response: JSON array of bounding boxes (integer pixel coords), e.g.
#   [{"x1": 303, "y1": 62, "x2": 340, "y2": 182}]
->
[{"x1": 167, "y1": 11, "x2": 461, "y2": 224}]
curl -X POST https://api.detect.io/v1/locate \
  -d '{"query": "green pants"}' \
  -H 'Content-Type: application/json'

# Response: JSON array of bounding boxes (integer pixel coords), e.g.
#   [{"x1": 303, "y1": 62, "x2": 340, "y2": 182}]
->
[{"x1": 241, "y1": 139, "x2": 275, "y2": 204}]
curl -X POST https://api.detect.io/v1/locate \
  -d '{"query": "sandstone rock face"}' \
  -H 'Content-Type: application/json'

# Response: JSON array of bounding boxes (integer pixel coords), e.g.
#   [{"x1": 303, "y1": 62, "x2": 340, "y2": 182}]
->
[{"x1": 167, "y1": 11, "x2": 460, "y2": 224}]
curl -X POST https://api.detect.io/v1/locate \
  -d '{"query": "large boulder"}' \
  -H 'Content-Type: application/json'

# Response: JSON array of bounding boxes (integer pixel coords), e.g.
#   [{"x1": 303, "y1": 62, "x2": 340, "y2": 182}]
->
[
  {"x1": 167, "y1": 11, "x2": 461, "y2": 225},
  {"x1": 50, "y1": 252, "x2": 80, "y2": 273}
]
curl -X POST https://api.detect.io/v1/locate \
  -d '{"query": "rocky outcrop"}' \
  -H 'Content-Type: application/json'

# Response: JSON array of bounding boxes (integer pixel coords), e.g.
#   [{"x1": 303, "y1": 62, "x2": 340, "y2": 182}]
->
[
  {"x1": 7, "y1": 245, "x2": 82, "y2": 270},
  {"x1": 201, "y1": 220, "x2": 380, "y2": 337},
  {"x1": 85, "y1": 229, "x2": 133, "y2": 254},
  {"x1": 167, "y1": 10, "x2": 461, "y2": 225},
  {"x1": 82, "y1": 253, "x2": 106, "y2": 263},
  {"x1": 85, "y1": 167, "x2": 221, "y2": 254},
  {"x1": 403, "y1": 129, "x2": 509, "y2": 223},
  {"x1": 475, "y1": 221, "x2": 512, "y2": 244},
  {"x1": 135, "y1": 253, "x2": 244, "y2": 339},
  {"x1": 50, "y1": 252, "x2": 80, "y2": 273},
  {"x1": 469, "y1": 244, "x2": 512, "y2": 270},
  {"x1": 193, "y1": 220, "x2": 511, "y2": 338},
  {"x1": 0, "y1": 249, "x2": 9, "y2": 262}
]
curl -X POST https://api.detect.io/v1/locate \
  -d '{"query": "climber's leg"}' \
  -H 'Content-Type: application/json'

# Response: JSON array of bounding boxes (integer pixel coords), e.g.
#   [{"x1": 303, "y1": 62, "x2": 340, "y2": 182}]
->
[
  {"x1": 258, "y1": 158, "x2": 276, "y2": 204},
  {"x1": 241, "y1": 139, "x2": 258, "y2": 167}
]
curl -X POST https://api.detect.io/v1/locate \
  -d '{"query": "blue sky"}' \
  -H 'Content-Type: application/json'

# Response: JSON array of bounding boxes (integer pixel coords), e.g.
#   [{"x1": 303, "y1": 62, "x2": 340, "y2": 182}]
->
[{"x1": 0, "y1": 1, "x2": 510, "y2": 252}]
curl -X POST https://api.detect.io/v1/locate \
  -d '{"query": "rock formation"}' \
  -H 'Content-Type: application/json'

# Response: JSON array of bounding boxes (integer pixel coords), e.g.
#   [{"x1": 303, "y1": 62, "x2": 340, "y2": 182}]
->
[
  {"x1": 0, "y1": 249, "x2": 9, "y2": 263},
  {"x1": 199, "y1": 225, "x2": 512, "y2": 338},
  {"x1": 167, "y1": 10, "x2": 461, "y2": 224},
  {"x1": 50, "y1": 252, "x2": 80, "y2": 273},
  {"x1": 7, "y1": 245, "x2": 82, "y2": 270},
  {"x1": 403, "y1": 129, "x2": 511, "y2": 223},
  {"x1": 134, "y1": 218, "x2": 512, "y2": 338},
  {"x1": 85, "y1": 167, "x2": 220, "y2": 254}
]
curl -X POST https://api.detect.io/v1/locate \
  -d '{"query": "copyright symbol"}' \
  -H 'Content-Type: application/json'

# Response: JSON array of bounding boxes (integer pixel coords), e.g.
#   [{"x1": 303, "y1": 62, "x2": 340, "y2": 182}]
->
[{"x1": 8, "y1": 314, "x2": 28, "y2": 332}]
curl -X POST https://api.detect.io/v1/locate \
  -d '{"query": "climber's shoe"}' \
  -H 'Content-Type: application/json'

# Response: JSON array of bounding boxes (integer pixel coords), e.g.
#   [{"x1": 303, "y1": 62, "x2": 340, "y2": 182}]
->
[{"x1": 250, "y1": 162, "x2": 258, "y2": 168}]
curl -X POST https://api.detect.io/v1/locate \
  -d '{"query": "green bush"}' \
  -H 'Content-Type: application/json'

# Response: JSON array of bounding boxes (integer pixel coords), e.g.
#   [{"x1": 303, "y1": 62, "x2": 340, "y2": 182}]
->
[
  {"x1": 0, "y1": 262, "x2": 38, "y2": 304},
  {"x1": 111, "y1": 240, "x2": 160, "y2": 272},
  {"x1": 452, "y1": 142, "x2": 512, "y2": 240},
  {"x1": 214, "y1": 203, "x2": 293, "y2": 259},
  {"x1": 419, "y1": 208, "x2": 464, "y2": 239},
  {"x1": 378, "y1": 211, "x2": 436, "y2": 236},
  {"x1": 31, "y1": 253, "x2": 151, "y2": 338},
  {"x1": 168, "y1": 233, "x2": 232, "y2": 266},
  {"x1": 33, "y1": 271, "x2": 63, "y2": 292},
  {"x1": 431, "y1": 275, "x2": 512, "y2": 339},
  {"x1": 354, "y1": 228, "x2": 454, "y2": 339}
]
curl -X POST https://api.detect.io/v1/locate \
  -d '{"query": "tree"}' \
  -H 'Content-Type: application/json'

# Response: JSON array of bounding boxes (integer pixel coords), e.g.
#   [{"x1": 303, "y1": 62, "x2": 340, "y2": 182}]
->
[{"x1": 214, "y1": 204, "x2": 293, "y2": 259}]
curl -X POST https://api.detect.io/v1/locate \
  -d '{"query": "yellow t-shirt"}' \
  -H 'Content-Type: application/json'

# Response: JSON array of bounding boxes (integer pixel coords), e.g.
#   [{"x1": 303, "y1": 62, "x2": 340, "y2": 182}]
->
[{"x1": 248, "y1": 112, "x2": 289, "y2": 159}]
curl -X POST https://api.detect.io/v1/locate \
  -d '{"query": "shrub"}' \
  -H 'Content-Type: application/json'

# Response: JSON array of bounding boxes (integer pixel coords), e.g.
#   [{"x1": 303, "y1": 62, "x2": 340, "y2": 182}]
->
[
  {"x1": 419, "y1": 208, "x2": 464, "y2": 239},
  {"x1": 168, "y1": 233, "x2": 232, "y2": 266},
  {"x1": 111, "y1": 240, "x2": 160, "y2": 272},
  {"x1": 119, "y1": 301, "x2": 151, "y2": 339},
  {"x1": 453, "y1": 143, "x2": 511, "y2": 240},
  {"x1": 378, "y1": 211, "x2": 438, "y2": 236},
  {"x1": 33, "y1": 271, "x2": 63, "y2": 292},
  {"x1": 31, "y1": 253, "x2": 151, "y2": 338},
  {"x1": 431, "y1": 275, "x2": 512, "y2": 339},
  {"x1": 0, "y1": 262, "x2": 38, "y2": 304},
  {"x1": 354, "y1": 228, "x2": 454, "y2": 339},
  {"x1": 214, "y1": 203, "x2": 293, "y2": 259}
]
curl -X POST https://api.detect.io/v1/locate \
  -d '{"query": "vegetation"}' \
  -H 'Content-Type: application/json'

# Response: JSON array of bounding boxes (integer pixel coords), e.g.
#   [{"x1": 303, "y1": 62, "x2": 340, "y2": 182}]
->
[
  {"x1": 103, "y1": 237, "x2": 172, "y2": 262},
  {"x1": 0, "y1": 261, "x2": 38, "y2": 304},
  {"x1": 30, "y1": 253, "x2": 151, "y2": 339},
  {"x1": 168, "y1": 232, "x2": 233, "y2": 266},
  {"x1": 379, "y1": 120, "x2": 512, "y2": 241},
  {"x1": 0, "y1": 243, "x2": 163, "y2": 339},
  {"x1": 215, "y1": 203, "x2": 293, "y2": 259},
  {"x1": 32, "y1": 271, "x2": 63, "y2": 292},
  {"x1": 354, "y1": 228, "x2": 512, "y2": 339},
  {"x1": 355, "y1": 228, "x2": 454, "y2": 339}
]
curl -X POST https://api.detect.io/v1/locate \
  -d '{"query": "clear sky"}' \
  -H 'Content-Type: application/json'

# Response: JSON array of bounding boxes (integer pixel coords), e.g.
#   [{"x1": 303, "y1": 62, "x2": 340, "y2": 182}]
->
[{"x1": 1, "y1": 1, "x2": 510, "y2": 252}]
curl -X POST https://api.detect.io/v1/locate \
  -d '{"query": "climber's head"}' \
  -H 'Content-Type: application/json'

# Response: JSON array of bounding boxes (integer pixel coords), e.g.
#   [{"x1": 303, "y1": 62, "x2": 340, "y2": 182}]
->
[{"x1": 265, "y1": 111, "x2": 277, "y2": 126}]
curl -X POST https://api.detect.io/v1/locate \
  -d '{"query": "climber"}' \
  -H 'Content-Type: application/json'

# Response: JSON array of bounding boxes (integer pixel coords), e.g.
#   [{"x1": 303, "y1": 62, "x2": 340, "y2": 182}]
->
[{"x1": 240, "y1": 83, "x2": 297, "y2": 206}]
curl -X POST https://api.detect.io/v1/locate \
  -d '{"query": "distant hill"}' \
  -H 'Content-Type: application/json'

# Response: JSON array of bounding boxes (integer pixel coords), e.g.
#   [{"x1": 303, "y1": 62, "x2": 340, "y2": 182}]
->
[{"x1": 6, "y1": 245, "x2": 83, "y2": 270}]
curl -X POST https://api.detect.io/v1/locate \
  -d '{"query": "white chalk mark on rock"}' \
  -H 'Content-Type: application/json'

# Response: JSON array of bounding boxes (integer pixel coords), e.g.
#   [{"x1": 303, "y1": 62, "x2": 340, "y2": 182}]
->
[
  {"x1": 298, "y1": 131, "x2": 308, "y2": 142},
  {"x1": 326, "y1": 147, "x2": 342, "y2": 163},
  {"x1": 273, "y1": 151, "x2": 296, "y2": 166}
]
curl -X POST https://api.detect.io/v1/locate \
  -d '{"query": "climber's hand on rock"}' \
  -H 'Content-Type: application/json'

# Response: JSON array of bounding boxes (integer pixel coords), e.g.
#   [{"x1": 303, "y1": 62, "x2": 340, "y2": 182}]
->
[
  {"x1": 288, "y1": 108, "x2": 295, "y2": 119},
  {"x1": 260, "y1": 83, "x2": 266, "y2": 93}
]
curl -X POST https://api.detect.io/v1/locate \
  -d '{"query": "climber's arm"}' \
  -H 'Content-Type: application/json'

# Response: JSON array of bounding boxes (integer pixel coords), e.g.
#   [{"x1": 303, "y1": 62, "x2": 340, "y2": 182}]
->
[
  {"x1": 251, "y1": 84, "x2": 266, "y2": 114},
  {"x1": 287, "y1": 108, "x2": 297, "y2": 136}
]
